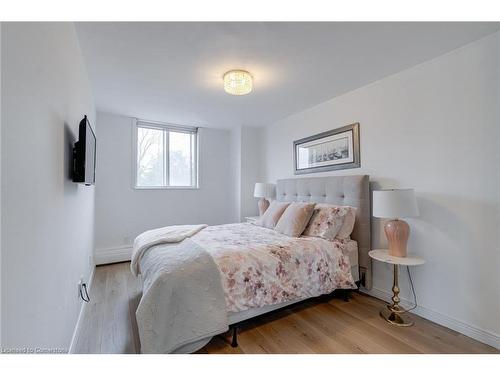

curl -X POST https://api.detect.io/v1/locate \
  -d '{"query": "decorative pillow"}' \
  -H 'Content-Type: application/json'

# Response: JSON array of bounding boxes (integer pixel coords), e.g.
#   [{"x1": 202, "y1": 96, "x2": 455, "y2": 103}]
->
[
  {"x1": 303, "y1": 204, "x2": 357, "y2": 240},
  {"x1": 255, "y1": 201, "x2": 290, "y2": 229},
  {"x1": 336, "y1": 206, "x2": 357, "y2": 239},
  {"x1": 275, "y1": 202, "x2": 316, "y2": 237}
]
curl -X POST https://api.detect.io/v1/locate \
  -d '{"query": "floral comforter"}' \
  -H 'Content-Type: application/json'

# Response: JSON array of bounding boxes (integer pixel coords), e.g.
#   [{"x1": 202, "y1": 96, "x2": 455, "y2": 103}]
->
[{"x1": 191, "y1": 223, "x2": 356, "y2": 313}]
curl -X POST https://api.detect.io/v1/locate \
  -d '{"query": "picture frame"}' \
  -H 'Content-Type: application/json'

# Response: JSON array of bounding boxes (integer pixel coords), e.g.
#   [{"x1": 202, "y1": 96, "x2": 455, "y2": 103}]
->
[{"x1": 293, "y1": 123, "x2": 360, "y2": 175}]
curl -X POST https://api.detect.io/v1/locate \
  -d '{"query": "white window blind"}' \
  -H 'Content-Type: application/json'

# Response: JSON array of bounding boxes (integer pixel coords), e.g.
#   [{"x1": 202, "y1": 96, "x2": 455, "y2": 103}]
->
[{"x1": 134, "y1": 119, "x2": 198, "y2": 188}]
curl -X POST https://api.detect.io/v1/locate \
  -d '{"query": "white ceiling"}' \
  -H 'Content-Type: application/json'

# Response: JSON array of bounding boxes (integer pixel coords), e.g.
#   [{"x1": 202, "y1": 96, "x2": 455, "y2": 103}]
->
[{"x1": 75, "y1": 22, "x2": 500, "y2": 129}]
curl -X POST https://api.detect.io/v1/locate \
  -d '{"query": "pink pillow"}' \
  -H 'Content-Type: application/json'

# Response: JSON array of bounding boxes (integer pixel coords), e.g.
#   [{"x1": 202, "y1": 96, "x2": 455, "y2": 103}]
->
[
  {"x1": 303, "y1": 204, "x2": 356, "y2": 240},
  {"x1": 255, "y1": 201, "x2": 290, "y2": 229},
  {"x1": 275, "y1": 202, "x2": 316, "y2": 237}
]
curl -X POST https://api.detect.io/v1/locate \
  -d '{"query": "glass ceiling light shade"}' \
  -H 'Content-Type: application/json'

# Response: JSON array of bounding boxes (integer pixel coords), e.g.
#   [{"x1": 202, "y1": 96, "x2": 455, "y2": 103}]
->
[{"x1": 223, "y1": 70, "x2": 253, "y2": 95}]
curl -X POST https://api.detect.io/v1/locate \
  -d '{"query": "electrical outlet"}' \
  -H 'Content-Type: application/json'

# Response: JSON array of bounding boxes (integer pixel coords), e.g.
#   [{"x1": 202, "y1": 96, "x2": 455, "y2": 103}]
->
[{"x1": 77, "y1": 276, "x2": 84, "y2": 298}]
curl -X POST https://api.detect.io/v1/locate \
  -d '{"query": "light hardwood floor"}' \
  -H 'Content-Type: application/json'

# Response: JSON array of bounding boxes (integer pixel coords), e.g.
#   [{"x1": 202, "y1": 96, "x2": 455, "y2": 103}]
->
[{"x1": 73, "y1": 262, "x2": 498, "y2": 354}]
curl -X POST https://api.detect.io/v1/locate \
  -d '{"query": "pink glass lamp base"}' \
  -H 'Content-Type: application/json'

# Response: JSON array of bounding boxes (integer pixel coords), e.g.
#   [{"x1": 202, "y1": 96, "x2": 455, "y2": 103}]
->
[{"x1": 384, "y1": 219, "x2": 410, "y2": 257}]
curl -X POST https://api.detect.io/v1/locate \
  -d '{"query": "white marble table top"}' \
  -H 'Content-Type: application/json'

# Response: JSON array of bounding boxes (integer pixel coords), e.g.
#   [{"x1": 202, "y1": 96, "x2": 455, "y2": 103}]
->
[{"x1": 369, "y1": 249, "x2": 425, "y2": 266}]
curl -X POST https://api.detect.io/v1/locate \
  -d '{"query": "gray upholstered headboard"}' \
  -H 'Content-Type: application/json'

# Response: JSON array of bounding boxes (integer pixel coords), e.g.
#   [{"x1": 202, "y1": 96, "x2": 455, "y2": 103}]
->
[{"x1": 276, "y1": 175, "x2": 372, "y2": 289}]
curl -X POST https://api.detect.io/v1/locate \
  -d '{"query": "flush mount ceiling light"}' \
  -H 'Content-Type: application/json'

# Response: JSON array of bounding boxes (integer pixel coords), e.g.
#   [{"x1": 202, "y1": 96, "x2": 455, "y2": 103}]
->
[{"x1": 223, "y1": 70, "x2": 253, "y2": 95}]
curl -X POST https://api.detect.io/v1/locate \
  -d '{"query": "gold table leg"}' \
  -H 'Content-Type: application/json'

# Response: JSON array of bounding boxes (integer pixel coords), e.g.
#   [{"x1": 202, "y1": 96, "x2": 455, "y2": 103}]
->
[{"x1": 380, "y1": 264, "x2": 414, "y2": 327}]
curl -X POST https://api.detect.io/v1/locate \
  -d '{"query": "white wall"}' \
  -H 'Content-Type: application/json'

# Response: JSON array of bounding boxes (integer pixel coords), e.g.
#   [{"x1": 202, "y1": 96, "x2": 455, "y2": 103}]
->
[
  {"x1": 229, "y1": 126, "x2": 242, "y2": 222},
  {"x1": 1, "y1": 23, "x2": 96, "y2": 351},
  {"x1": 230, "y1": 126, "x2": 265, "y2": 222},
  {"x1": 0, "y1": 21, "x2": 3, "y2": 348},
  {"x1": 263, "y1": 32, "x2": 500, "y2": 347},
  {"x1": 94, "y1": 112, "x2": 234, "y2": 258},
  {"x1": 240, "y1": 127, "x2": 265, "y2": 220}
]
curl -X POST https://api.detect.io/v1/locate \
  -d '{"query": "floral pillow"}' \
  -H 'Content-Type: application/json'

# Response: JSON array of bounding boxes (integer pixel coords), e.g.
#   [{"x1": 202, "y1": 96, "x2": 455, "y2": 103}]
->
[{"x1": 303, "y1": 204, "x2": 356, "y2": 240}]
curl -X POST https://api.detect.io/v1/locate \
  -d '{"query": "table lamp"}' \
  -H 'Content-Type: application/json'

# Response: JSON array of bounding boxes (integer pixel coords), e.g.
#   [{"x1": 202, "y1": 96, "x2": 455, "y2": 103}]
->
[
  {"x1": 373, "y1": 189, "x2": 419, "y2": 257},
  {"x1": 254, "y1": 183, "x2": 275, "y2": 216}
]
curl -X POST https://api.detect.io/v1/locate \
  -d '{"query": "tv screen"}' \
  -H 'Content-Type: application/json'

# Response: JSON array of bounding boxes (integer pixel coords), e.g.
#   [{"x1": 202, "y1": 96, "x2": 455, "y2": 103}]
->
[{"x1": 73, "y1": 115, "x2": 96, "y2": 186}]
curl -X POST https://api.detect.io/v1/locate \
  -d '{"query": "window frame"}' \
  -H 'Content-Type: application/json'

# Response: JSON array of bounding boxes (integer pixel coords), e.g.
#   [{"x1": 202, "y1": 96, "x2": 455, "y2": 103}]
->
[{"x1": 132, "y1": 119, "x2": 199, "y2": 190}]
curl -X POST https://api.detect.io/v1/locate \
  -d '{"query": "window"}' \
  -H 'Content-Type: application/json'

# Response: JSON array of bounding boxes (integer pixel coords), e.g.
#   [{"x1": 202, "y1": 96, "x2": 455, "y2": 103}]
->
[{"x1": 134, "y1": 120, "x2": 198, "y2": 188}]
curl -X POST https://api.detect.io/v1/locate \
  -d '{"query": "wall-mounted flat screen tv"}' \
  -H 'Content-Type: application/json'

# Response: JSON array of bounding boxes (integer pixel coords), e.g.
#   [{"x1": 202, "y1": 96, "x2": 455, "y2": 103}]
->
[{"x1": 73, "y1": 115, "x2": 96, "y2": 186}]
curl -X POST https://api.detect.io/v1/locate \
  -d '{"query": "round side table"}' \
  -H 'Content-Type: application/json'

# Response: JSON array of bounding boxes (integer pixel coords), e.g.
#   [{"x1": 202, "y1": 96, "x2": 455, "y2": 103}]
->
[{"x1": 369, "y1": 249, "x2": 425, "y2": 327}]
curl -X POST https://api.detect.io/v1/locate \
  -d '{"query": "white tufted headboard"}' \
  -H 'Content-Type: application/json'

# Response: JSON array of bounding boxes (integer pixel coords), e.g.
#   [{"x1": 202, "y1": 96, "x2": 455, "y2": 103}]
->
[{"x1": 276, "y1": 175, "x2": 372, "y2": 289}]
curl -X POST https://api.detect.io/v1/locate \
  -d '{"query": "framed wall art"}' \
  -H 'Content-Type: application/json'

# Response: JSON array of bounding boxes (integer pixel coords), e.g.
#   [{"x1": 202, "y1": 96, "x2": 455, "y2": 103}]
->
[{"x1": 293, "y1": 123, "x2": 360, "y2": 174}]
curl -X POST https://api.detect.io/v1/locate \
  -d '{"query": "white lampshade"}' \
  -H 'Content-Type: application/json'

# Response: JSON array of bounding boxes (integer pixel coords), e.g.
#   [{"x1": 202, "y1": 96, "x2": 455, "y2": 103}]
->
[
  {"x1": 254, "y1": 183, "x2": 275, "y2": 199},
  {"x1": 373, "y1": 189, "x2": 419, "y2": 219}
]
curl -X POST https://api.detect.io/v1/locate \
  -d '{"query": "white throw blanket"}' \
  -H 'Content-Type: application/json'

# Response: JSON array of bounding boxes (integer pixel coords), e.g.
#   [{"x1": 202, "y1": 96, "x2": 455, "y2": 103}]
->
[
  {"x1": 130, "y1": 224, "x2": 228, "y2": 353},
  {"x1": 131, "y1": 224, "x2": 207, "y2": 276}
]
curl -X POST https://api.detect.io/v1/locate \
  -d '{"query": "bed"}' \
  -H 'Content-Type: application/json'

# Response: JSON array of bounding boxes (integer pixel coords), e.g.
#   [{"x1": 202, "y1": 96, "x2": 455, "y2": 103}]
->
[{"x1": 132, "y1": 175, "x2": 371, "y2": 353}]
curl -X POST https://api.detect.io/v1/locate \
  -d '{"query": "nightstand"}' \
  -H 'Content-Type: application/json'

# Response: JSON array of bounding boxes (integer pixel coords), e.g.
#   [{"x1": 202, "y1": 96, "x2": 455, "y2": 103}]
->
[
  {"x1": 369, "y1": 249, "x2": 425, "y2": 327},
  {"x1": 244, "y1": 216, "x2": 259, "y2": 224}
]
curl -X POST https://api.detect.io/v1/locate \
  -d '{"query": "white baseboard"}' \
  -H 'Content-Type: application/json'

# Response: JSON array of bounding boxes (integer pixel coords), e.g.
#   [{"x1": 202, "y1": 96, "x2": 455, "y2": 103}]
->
[
  {"x1": 94, "y1": 246, "x2": 132, "y2": 265},
  {"x1": 68, "y1": 265, "x2": 96, "y2": 354},
  {"x1": 362, "y1": 286, "x2": 500, "y2": 350}
]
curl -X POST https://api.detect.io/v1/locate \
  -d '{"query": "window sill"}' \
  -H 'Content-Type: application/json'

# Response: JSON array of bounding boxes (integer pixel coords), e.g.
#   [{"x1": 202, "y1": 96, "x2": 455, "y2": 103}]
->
[{"x1": 133, "y1": 186, "x2": 200, "y2": 190}]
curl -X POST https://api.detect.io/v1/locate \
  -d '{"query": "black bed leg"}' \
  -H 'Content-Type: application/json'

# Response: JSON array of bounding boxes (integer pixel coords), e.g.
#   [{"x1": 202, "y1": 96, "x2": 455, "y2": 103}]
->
[
  {"x1": 231, "y1": 327, "x2": 238, "y2": 348},
  {"x1": 344, "y1": 292, "x2": 350, "y2": 302},
  {"x1": 343, "y1": 290, "x2": 351, "y2": 302}
]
